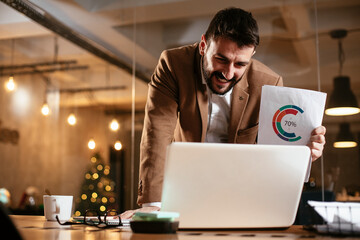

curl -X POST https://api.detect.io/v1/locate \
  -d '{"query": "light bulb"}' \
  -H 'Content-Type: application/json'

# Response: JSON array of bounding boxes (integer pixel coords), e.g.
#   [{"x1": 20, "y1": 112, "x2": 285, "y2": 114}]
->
[
  {"x1": 333, "y1": 141, "x2": 357, "y2": 148},
  {"x1": 41, "y1": 103, "x2": 50, "y2": 116},
  {"x1": 325, "y1": 107, "x2": 360, "y2": 116},
  {"x1": 109, "y1": 119, "x2": 119, "y2": 131},
  {"x1": 88, "y1": 138, "x2": 96, "y2": 149},
  {"x1": 114, "y1": 140, "x2": 122, "y2": 151},
  {"x1": 5, "y1": 76, "x2": 16, "y2": 92},
  {"x1": 67, "y1": 113, "x2": 77, "y2": 125}
]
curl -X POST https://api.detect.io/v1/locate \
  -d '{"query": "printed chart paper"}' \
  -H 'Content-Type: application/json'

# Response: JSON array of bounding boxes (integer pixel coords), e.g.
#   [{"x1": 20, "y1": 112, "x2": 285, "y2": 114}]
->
[
  {"x1": 258, "y1": 85, "x2": 326, "y2": 146},
  {"x1": 258, "y1": 86, "x2": 327, "y2": 182}
]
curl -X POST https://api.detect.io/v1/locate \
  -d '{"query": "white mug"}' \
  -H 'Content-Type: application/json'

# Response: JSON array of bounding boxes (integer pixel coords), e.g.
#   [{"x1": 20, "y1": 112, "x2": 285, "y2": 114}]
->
[{"x1": 43, "y1": 195, "x2": 73, "y2": 221}]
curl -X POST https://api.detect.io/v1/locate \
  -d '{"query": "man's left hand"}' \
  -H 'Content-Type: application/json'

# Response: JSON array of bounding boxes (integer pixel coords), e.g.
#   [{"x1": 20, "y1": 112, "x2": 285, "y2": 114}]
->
[{"x1": 308, "y1": 126, "x2": 326, "y2": 161}]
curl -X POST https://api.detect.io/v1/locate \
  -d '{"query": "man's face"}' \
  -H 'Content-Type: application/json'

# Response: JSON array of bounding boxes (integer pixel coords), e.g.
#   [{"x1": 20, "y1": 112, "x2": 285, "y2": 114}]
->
[{"x1": 200, "y1": 35, "x2": 255, "y2": 95}]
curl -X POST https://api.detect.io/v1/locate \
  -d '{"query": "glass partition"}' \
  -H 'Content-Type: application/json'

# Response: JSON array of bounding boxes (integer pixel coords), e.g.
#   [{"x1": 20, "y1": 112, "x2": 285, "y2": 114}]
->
[
  {"x1": 316, "y1": 1, "x2": 360, "y2": 202},
  {"x1": 0, "y1": 0, "x2": 359, "y2": 219}
]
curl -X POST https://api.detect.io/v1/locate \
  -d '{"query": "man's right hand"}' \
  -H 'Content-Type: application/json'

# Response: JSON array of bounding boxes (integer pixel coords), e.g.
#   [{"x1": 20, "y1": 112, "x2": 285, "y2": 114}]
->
[{"x1": 120, "y1": 206, "x2": 161, "y2": 220}]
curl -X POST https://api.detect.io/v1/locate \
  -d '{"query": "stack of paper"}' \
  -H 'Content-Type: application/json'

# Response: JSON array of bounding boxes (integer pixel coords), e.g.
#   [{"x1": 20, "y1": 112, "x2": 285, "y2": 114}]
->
[{"x1": 308, "y1": 201, "x2": 360, "y2": 235}]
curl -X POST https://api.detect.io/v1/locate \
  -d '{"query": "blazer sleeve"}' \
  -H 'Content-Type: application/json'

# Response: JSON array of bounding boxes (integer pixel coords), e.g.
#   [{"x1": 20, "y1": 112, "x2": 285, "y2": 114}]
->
[{"x1": 137, "y1": 50, "x2": 179, "y2": 205}]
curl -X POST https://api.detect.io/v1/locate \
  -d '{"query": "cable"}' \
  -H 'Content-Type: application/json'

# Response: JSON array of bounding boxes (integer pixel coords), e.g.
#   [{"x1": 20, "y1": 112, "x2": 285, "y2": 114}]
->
[
  {"x1": 130, "y1": 5, "x2": 137, "y2": 210},
  {"x1": 313, "y1": 0, "x2": 325, "y2": 202}
]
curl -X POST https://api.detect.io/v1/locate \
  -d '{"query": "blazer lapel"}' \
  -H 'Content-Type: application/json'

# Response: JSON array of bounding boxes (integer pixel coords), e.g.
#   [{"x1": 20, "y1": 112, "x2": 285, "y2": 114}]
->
[
  {"x1": 194, "y1": 49, "x2": 208, "y2": 142},
  {"x1": 196, "y1": 82, "x2": 208, "y2": 142},
  {"x1": 228, "y1": 67, "x2": 250, "y2": 143}
]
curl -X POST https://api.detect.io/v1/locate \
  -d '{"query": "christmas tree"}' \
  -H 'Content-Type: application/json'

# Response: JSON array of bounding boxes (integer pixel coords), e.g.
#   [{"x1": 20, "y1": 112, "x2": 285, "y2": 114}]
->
[{"x1": 74, "y1": 152, "x2": 116, "y2": 217}]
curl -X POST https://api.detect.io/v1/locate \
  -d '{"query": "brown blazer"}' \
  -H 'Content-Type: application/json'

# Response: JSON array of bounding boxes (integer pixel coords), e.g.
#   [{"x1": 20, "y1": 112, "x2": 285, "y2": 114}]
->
[{"x1": 137, "y1": 43, "x2": 283, "y2": 205}]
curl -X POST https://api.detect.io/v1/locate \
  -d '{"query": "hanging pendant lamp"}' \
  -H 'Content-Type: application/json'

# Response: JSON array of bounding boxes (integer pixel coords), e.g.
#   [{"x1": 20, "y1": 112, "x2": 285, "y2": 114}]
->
[
  {"x1": 325, "y1": 29, "x2": 360, "y2": 116},
  {"x1": 325, "y1": 76, "x2": 359, "y2": 116},
  {"x1": 333, "y1": 122, "x2": 357, "y2": 148}
]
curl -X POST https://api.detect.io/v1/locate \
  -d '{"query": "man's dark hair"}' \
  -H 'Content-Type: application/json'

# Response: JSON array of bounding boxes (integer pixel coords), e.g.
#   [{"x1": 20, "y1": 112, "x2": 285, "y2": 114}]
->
[{"x1": 204, "y1": 7, "x2": 259, "y2": 48}]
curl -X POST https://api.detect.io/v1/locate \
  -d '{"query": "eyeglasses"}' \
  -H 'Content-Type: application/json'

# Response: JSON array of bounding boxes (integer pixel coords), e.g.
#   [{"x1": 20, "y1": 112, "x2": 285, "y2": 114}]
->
[{"x1": 56, "y1": 209, "x2": 123, "y2": 228}]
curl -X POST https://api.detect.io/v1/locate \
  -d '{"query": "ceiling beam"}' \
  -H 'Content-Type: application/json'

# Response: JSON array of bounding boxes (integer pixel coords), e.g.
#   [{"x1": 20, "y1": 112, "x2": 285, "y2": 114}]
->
[
  {"x1": 0, "y1": 60, "x2": 77, "y2": 70},
  {"x1": 0, "y1": 0, "x2": 150, "y2": 83},
  {"x1": 1, "y1": 65, "x2": 89, "y2": 76},
  {"x1": 48, "y1": 85, "x2": 127, "y2": 94},
  {"x1": 279, "y1": 4, "x2": 317, "y2": 67}
]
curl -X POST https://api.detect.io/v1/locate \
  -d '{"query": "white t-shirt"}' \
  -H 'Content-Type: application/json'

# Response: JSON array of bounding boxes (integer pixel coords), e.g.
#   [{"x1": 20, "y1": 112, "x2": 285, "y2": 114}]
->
[{"x1": 205, "y1": 86, "x2": 232, "y2": 143}]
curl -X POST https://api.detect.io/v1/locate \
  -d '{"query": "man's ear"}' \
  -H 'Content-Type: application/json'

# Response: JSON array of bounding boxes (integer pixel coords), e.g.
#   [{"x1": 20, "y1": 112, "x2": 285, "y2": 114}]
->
[{"x1": 199, "y1": 35, "x2": 206, "y2": 56}]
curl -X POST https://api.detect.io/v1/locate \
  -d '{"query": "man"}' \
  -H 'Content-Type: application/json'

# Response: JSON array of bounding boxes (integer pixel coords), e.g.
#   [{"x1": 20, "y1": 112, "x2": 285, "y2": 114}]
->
[{"x1": 121, "y1": 7, "x2": 326, "y2": 219}]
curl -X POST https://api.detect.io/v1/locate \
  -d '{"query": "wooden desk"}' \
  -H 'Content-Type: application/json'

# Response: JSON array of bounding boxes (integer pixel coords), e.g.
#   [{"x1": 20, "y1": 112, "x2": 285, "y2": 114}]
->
[{"x1": 10, "y1": 215, "x2": 357, "y2": 240}]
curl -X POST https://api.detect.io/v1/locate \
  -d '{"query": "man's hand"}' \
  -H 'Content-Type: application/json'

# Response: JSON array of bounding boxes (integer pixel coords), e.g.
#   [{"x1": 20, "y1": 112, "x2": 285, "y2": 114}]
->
[
  {"x1": 120, "y1": 206, "x2": 160, "y2": 220},
  {"x1": 308, "y1": 126, "x2": 326, "y2": 161}
]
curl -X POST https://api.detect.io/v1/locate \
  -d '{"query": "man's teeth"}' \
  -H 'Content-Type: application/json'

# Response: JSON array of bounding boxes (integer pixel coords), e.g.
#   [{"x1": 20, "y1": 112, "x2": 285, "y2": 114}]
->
[{"x1": 216, "y1": 76, "x2": 228, "y2": 83}]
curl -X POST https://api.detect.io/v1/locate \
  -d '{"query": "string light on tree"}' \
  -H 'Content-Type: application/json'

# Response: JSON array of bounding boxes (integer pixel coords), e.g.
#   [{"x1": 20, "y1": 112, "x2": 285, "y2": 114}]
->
[
  {"x1": 81, "y1": 194, "x2": 87, "y2": 200},
  {"x1": 74, "y1": 152, "x2": 116, "y2": 217}
]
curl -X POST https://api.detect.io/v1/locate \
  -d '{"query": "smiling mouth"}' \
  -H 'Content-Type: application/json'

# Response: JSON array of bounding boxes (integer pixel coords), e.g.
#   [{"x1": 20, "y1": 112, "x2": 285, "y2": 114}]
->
[
  {"x1": 205, "y1": 71, "x2": 238, "y2": 94},
  {"x1": 212, "y1": 75, "x2": 231, "y2": 91},
  {"x1": 213, "y1": 72, "x2": 235, "y2": 84},
  {"x1": 216, "y1": 75, "x2": 229, "y2": 84}
]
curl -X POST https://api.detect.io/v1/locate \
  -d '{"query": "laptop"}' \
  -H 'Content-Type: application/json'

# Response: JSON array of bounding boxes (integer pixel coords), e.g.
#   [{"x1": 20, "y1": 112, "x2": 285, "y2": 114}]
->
[{"x1": 160, "y1": 142, "x2": 310, "y2": 229}]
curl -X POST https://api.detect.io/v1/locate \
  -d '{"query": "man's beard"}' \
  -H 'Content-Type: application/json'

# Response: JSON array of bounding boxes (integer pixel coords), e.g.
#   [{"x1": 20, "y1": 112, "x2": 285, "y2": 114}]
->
[{"x1": 203, "y1": 65, "x2": 240, "y2": 95}]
